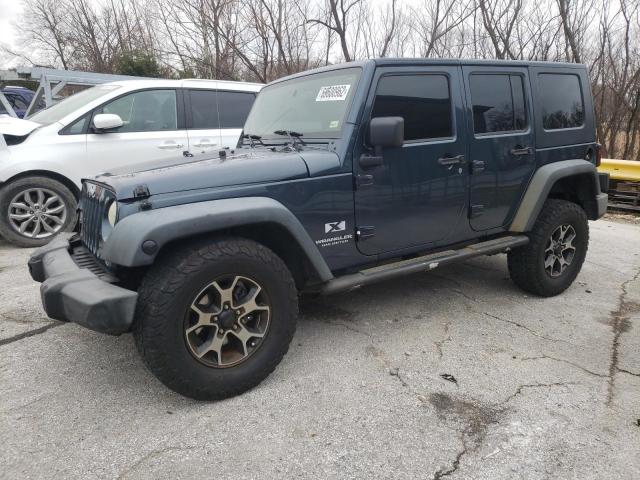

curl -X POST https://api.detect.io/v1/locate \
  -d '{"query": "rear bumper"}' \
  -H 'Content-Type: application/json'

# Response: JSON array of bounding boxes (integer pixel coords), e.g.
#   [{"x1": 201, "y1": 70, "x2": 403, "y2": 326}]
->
[
  {"x1": 597, "y1": 172, "x2": 610, "y2": 218},
  {"x1": 28, "y1": 234, "x2": 137, "y2": 335},
  {"x1": 596, "y1": 192, "x2": 608, "y2": 218}
]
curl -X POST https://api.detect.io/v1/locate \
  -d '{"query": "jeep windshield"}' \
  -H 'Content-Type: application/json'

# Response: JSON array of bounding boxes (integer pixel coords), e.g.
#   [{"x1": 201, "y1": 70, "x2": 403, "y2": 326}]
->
[{"x1": 243, "y1": 67, "x2": 361, "y2": 142}]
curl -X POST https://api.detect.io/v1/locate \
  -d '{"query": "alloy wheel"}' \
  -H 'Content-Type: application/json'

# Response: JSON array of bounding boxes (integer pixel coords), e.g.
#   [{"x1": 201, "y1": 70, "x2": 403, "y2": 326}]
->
[
  {"x1": 184, "y1": 275, "x2": 271, "y2": 368},
  {"x1": 8, "y1": 188, "x2": 67, "y2": 239},
  {"x1": 544, "y1": 224, "x2": 577, "y2": 278}
]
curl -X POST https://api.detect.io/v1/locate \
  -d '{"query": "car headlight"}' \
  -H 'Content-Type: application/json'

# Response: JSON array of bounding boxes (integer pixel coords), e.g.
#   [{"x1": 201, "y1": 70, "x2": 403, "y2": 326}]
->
[{"x1": 107, "y1": 201, "x2": 118, "y2": 227}]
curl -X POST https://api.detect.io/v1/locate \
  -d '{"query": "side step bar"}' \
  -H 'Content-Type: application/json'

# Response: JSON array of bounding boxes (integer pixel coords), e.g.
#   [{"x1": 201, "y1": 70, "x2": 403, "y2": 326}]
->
[{"x1": 320, "y1": 235, "x2": 529, "y2": 295}]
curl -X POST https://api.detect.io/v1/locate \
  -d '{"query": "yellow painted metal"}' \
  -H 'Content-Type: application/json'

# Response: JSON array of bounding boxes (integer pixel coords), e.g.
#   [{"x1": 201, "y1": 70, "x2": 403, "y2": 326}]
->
[{"x1": 598, "y1": 158, "x2": 640, "y2": 182}]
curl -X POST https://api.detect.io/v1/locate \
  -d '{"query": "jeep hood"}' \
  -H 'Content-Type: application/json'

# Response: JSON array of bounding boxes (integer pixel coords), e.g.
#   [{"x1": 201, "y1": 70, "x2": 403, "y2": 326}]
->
[
  {"x1": 0, "y1": 115, "x2": 40, "y2": 136},
  {"x1": 94, "y1": 148, "x2": 341, "y2": 200}
]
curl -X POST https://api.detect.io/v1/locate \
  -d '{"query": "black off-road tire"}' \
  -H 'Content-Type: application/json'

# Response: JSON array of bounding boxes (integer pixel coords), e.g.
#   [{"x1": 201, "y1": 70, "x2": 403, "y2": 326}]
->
[
  {"x1": 508, "y1": 199, "x2": 589, "y2": 297},
  {"x1": 0, "y1": 176, "x2": 77, "y2": 248},
  {"x1": 133, "y1": 237, "x2": 298, "y2": 400}
]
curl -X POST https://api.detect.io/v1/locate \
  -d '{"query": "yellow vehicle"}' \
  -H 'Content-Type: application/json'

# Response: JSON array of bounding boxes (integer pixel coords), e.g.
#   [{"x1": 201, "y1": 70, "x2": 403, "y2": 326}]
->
[{"x1": 598, "y1": 158, "x2": 640, "y2": 211}]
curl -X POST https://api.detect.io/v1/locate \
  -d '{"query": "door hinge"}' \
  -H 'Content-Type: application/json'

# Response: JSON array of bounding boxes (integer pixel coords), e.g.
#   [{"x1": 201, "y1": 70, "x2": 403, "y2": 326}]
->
[
  {"x1": 355, "y1": 174, "x2": 374, "y2": 188},
  {"x1": 470, "y1": 205, "x2": 484, "y2": 218},
  {"x1": 357, "y1": 226, "x2": 375, "y2": 240}
]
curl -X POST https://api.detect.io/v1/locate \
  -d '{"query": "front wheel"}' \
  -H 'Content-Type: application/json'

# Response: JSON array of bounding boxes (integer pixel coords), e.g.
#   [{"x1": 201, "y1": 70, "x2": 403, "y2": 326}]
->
[
  {"x1": 508, "y1": 199, "x2": 589, "y2": 297},
  {"x1": 133, "y1": 237, "x2": 298, "y2": 400},
  {"x1": 0, "y1": 176, "x2": 77, "y2": 247}
]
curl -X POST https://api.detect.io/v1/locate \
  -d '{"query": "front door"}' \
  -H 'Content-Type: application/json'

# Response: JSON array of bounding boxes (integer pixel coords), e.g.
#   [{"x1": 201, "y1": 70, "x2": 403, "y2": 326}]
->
[
  {"x1": 354, "y1": 67, "x2": 468, "y2": 256},
  {"x1": 86, "y1": 89, "x2": 188, "y2": 172},
  {"x1": 462, "y1": 67, "x2": 536, "y2": 231}
]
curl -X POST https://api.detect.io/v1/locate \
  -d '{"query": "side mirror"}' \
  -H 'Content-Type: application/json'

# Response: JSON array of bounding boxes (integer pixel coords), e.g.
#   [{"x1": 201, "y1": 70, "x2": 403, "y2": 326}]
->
[
  {"x1": 369, "y1": 116, "x2": 404, "y2": 150},
  {"x1": 93, "y1": 113, "x2": 123, "y2": 131}
]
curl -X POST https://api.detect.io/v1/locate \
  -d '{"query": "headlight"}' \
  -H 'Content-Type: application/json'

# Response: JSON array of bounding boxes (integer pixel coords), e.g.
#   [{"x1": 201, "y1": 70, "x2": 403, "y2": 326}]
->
[{"x1": 107, "y1": 201, "x2": 118, "y2": 226}]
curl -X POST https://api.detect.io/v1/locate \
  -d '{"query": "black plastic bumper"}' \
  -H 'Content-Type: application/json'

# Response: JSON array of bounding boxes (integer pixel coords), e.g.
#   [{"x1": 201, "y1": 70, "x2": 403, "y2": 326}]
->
[
  {"x1": 597, "y1": 172, "x2": 610, "y2": 218},
  {"x1": 28, "y1": 234, "x2": 137, "y2": 335}
]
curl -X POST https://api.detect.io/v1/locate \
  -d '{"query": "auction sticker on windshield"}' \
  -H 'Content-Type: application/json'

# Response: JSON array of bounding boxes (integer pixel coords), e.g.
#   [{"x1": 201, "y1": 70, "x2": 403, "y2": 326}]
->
[{"x1": 316, "y1": 85, "x2": 351, "y2": 102}]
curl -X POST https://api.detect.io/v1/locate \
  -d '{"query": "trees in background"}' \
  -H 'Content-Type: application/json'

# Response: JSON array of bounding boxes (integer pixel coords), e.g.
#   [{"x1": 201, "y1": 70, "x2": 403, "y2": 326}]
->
[{"x1": 8, "y1": 0, "x2": 640, "y2": 160}]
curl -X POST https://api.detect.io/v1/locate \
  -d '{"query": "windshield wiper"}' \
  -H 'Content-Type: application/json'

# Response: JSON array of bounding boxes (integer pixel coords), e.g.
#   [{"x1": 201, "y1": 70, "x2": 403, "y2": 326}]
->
[
  {"x1": 242, "y1": 133, "x2": 265, "y2": 148},
  {"x1": 273, "y1": 130, "x2": 306, "y2": 150}
]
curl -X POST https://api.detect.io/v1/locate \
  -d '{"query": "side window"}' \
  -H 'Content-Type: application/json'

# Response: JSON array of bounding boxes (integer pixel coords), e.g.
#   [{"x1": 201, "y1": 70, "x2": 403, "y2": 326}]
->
[
  {"x1": 61, "y1": 114, "x2": 89, "y2": 135},
  {"x1": 470, "y1": 74, "x2": 527, "y2": 134},
  {"x1": 8, "y1": 94, "x2": 28, "y2": 110},
  {"x1": 218, "y1": 91, "x2": 256, "y2": 129},
  {"x1": 99, "y1": 89, "x2": 177, "y2": 132},
  {"x1": 538, "y1": 74, "x2": 584, "y2": 130},
  {"x1": 372, "y1": 74, "x2": 452, "y2": 141},
  {"x1": 189, "y1": 89, "x2": 219, "y2": 129}
]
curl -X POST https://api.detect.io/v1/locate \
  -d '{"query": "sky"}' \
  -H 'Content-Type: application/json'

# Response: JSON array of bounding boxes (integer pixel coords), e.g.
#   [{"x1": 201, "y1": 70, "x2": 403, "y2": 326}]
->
[{"x1": 0, "y1": 0, "x2": 24, "y2": 66}]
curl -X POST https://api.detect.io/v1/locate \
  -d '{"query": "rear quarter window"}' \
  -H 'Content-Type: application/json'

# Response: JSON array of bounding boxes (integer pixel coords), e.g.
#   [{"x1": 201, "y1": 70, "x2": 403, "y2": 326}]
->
[
  {"x1": 538, "y1": 73, "x2": 584, "y2": 130},
  {"x1": 218, "y1": 91, "x2": 256, "y2": 129}
]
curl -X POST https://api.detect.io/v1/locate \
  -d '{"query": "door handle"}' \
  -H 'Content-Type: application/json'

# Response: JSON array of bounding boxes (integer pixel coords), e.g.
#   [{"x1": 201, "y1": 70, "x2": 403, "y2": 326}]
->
[
  {"x1": 193, "y1": 141, "x2": 217, "y2": 148},
  {"x1": 437, "y1": 155, "x2": 466, "y2": 167},
  {"x1": 510, "y1": 146, "x2": 533, "y2": 156},
  {"x1": 157, "y1": 142, "x2": 184, "y2": 149}
]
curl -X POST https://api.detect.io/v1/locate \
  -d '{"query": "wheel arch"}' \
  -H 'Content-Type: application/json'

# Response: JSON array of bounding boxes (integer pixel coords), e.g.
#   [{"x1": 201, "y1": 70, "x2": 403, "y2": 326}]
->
[
  {"x1": 102, "y1": 197, "x2": 334, "y2": 288},
  {"x1": 1, "y1": 170, "x2": 80, "y2": 199},
  {"x1": 510, "y1": 159, "x2": 602, "y2": 232}
]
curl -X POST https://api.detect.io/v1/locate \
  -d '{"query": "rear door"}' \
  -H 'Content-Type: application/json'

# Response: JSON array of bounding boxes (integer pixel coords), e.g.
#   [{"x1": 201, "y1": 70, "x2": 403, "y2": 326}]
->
[
  {"x1": 185, "y1": 87, "x2": 222, "y2": 158},
  {"x1": 353, "y1": 66, "x2": 468, "y2": 255},
  {"x1": 462, "y1": 66, "x2": 535, "y2": 231},
  {"x1": 86, "y1": 88, "x2": 188, "y2": 172},
  {"x1": 217, "y1": 90, "x2": 256, "y2": 148}
]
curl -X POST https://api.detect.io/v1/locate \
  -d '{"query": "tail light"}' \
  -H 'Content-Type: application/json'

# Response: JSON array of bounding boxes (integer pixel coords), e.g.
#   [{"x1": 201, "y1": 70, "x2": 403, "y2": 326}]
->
[{"x1": 595, "y1": 143, "x2": 602, "y2": 167}]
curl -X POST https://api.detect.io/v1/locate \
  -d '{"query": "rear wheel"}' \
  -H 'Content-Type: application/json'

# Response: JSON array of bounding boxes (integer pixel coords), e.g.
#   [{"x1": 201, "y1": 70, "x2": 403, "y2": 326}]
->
[
  {"x1": 0, "y1": 176, "x2": 77, "y2": 247},
  {"x1": 133, "y1": 237, "x2": 298, "y2": 400},
  {"x1": 508, "y1": 199, "x2": 589, "y2": 297}
]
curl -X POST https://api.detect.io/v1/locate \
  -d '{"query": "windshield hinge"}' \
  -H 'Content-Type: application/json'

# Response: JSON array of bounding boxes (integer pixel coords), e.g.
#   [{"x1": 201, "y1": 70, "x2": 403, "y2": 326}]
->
[{"x1": 133, "y1": 184, "x2": 151, "y2": 199}]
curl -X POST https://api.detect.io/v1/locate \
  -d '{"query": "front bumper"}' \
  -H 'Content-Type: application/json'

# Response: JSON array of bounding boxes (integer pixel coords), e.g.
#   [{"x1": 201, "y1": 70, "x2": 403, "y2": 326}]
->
[{"x1": 28, "y1": 234, "x2": 137, "y2": 335}]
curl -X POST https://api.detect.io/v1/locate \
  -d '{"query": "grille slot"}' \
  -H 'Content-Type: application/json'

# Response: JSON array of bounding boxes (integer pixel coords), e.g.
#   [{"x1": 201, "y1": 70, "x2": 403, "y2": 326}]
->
[{"x1": 79, "y1": 181, "x2": 114, "y2": 259}]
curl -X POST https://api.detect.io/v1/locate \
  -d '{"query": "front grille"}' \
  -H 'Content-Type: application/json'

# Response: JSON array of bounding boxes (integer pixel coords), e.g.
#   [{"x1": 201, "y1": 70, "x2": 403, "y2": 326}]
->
[{"x1": 79, "y1": 181, "x2": 114, "y2": 258}]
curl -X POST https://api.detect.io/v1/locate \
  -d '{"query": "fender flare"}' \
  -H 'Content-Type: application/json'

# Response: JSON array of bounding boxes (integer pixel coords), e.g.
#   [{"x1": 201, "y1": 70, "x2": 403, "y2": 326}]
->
[
  {"x1": 102, "y1": 196, "x2": 334, "y2": 282},
  {"x1": 510, "y1": 159, "x2": 604, "y2": 232}
]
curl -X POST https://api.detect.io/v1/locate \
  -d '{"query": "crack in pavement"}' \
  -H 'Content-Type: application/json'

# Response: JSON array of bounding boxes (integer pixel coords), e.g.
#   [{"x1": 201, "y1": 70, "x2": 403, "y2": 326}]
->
[
  {"x1": 482, "y1": 312, "x2": 574, "y2": 345},
  {"x1": 433, "y1": 446, "x2": 465, "y2": 479},
  {"x1": 116, "y1": 446, "x2": 200, "y2": 480},
  {"x1": 428, "y1": 378, "x2": 583, "y2": 479},
  {"x1": 606, "y1": 267, "x2": 640, "y2": 406},
  {"x1": 430, "y1": 273, "x2": 480, "y2": 303},
  {"x1": 434, "y1": 320, "x2": 452, "y2": 359},
  {"x1": 428, "y1": 392, "x2": 503, "y2": 480},
  {"x1": 521, "y1": 355, "x2": 609, "y2": 378},
  {"x1": 617, "y1": 367, "x2": 640, "y2": 377},
  {"x1": 502, "y1": 382, "x2": 578, "y2": 404},
  {"x1": 0, "y1": 321, "x2": 64, "y2": 347}
]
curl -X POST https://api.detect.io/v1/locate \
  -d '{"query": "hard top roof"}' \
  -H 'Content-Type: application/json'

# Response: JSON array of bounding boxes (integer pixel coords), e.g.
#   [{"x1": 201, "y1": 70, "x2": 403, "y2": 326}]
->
[{"x1": 268, "y1": 58, "x2": 586, "y2": 85}]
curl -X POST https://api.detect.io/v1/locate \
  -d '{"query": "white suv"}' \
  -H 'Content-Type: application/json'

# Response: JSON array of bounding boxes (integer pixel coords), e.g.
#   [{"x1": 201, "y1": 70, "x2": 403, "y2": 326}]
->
[{"x1": 0, "y1": 79, "x2": 262, "y2": 247}]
